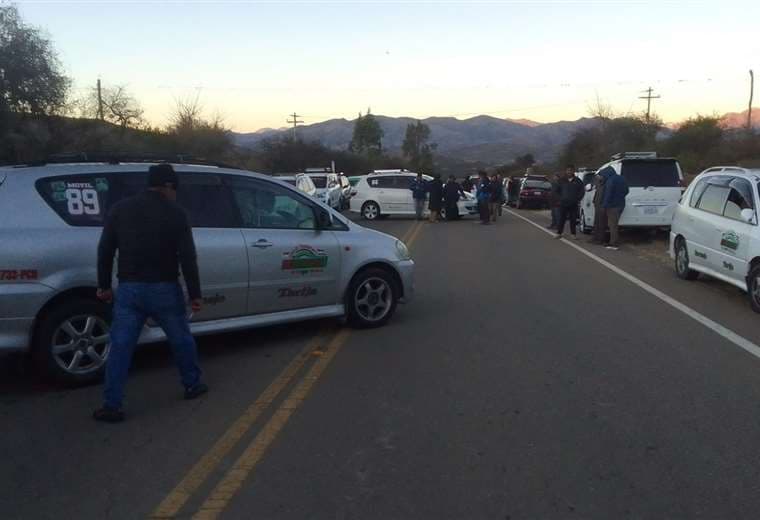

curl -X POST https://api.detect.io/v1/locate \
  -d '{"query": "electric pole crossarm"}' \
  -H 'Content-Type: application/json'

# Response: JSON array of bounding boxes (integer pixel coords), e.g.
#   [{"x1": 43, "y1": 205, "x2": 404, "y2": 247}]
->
[
  {"x1": 286, "y1": 112, "x2": 304, "y2": 140},
  {"x1": 638, "y1": 87, "x2": 661, "y2": 122}
]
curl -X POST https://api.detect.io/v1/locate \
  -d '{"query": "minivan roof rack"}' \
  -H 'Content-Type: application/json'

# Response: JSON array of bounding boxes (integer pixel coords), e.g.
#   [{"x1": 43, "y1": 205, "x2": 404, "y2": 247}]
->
[
  {"x1": 611, "y1": 152, "x2": 657, "y2": 161},
  {"x1": 26, "y1": 152, "x2": 242, "y2": 170}
]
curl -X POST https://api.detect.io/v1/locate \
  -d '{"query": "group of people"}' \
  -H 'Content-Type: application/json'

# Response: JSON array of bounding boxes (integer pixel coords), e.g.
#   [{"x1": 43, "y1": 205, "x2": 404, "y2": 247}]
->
[
  {"x1": 547, "y1": 165, "x2": 629, "y2": 250},
  {"x1": 410, "y1": 171, "x2": 506, "y2": 225}
]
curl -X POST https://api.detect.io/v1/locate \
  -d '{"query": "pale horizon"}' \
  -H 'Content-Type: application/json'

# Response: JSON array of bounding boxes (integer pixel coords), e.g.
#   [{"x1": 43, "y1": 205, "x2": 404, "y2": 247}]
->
[{"x1": 15, "y1": 0, "x2": 760, "y2": 132}]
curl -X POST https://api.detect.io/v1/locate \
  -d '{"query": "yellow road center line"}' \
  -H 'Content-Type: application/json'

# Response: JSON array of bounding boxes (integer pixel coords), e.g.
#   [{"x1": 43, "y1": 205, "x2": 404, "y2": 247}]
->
[
  {"x1": 405, "y1": 220, "x2": 425, "y2": 249},
  {"x1": 400, "y1": 220, "x2": 420, "y2": 243},
  {"x1": 190, "y1": 328, "x2": 352, "y2": 520},
  {"x1": 149, "y1": 329, "x2": 334, "y2": 519}
]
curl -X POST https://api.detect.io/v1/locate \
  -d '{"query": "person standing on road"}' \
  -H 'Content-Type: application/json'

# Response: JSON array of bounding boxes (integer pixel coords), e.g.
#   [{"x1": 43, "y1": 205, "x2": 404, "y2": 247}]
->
[
  {"x1": 476, "y1": 170, "x2": 492, "y2": 225},
  {"x1": 600, "y1": 168, "x2": 629, "y2": 250},
  {"x1": 590, "y1": 173, "x2": 607, "y2": 245},
  {"x1": 554, "y1": 165, "x2": 585, "y2": 240},
  {"x1": 427, "y1": 174, "x2": 444, "y2": 223},
  {"x1": 489, "y1": 173, "x2": 501, "y2": 222},
  {"x1": 409, "y1": 172, "x2": 428, "y2": 221},
  {"x1": 547, "y1": 173, "x2": 561, "y2": 230},
  {"x1": 443, "y1": 175, "x2": 461, "y2": 221},
  {"x1": 93, "y1": 163, "x2": 208, "y2": 423}
]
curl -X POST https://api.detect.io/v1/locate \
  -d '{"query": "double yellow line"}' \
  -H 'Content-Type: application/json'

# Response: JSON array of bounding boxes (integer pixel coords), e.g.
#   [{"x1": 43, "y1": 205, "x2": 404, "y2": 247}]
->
[{"x1": 150, "y1": 219, "x2": 424, "y2": 520}]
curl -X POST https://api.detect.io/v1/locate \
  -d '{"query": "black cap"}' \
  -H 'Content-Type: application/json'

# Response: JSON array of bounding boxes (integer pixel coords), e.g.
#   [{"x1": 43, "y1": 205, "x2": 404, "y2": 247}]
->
[{"x1": 148, "y1": 163, "x2": 179, "y2": 189}]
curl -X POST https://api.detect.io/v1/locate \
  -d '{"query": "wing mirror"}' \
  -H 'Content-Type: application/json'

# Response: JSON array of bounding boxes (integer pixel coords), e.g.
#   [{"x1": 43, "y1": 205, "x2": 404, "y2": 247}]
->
[
  {"x1": 740, "y1": 208, "x2": 755, "y2": 224},
  {"x1": 316, "y1": 207, "x2": 333, "y2": 229}
]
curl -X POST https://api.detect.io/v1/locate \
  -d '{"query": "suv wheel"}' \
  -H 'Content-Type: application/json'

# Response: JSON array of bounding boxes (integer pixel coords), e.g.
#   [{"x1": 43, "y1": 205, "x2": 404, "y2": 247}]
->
[
  {"x1": 748, "y1": 264, "x2": 760, "y2": 313},
  {"x1": 675, "y1": 238, "x2": 699, "y2": 281},
  {"x1": 346, "y1": 268, "x2": 398, "y2": 328},
  {"x1": 362, "y1": 201, "x2": 380, "y2": 220},
  {"x1": 34, "y1": 299, "x2": 112, "y2": 385}
]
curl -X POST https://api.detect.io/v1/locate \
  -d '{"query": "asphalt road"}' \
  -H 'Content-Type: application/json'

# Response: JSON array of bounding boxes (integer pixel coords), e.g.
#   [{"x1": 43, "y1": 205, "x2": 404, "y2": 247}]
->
[{"x1": 4, "y1": 209, "x2": 760, "y2": 519}]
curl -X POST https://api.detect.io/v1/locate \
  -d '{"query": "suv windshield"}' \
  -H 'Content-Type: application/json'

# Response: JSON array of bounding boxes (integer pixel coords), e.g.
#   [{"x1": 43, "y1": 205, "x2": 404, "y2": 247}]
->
[
  {"x1": 621, "y1": 160, "x2": 680, "y2": 188},
  {"x1": 310, "y1": 176, "x2": 327, "y2": 188}
]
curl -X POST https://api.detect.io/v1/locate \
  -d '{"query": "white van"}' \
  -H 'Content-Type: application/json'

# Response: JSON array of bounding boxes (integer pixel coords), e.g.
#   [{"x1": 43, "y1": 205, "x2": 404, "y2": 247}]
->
[
  {"x1": 306, "y1": 172, "x2": 343, "y2": 209},
  {"x1": 579, "y1": 152, "x2": 684, "y2": 232},
  {"x1": 349, "y1": 170, "x2": 478, "y2": 220}
]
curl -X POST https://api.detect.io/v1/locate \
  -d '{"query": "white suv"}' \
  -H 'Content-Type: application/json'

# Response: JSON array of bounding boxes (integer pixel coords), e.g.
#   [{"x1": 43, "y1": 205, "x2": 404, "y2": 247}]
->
[
  {"x1": 579, "y1": 152, "x2": 684, "y2": 232},
  {"x1": 275, "y1": 173, "x2": 318, "y2": 199},
  {"x1": 349, "y1": 170, "x2": 478, "y2": 220},
  {"x1": 670, "y1": 166, "x2": 760, "y2": 312},
  {"x1": 306, "y1": 172, "x2": 342, "y2": 209}
]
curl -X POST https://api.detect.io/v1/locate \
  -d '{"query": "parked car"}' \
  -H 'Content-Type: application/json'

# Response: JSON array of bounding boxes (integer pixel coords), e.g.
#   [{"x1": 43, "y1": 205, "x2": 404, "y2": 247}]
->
[
  {"x1": 0, "y1": 161, "x2": 415, "y2": 384},
  {"x1": 306, "y1": 172, "x2": 343, "y2": 209},
  {"x1": 515, "y1": 176, "x2": 552, "y2": 209},
  {"x1": 579, "y1": 152, "x2": 684, "y2": 233},
  {"x1": 670, "y1": 166, "x2": 760, "y2": 312},
  {"x1": 274, "y1": 173, "x2": 318, "y2": 199},
  {"x1": 350, "y1": 170, "x2": 478, "y2": 220}
]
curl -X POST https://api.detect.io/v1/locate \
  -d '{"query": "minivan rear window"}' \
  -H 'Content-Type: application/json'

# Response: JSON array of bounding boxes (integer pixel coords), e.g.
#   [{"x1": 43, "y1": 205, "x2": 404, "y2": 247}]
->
[
  {"x1": 310, "y1": 176, "x2": 327, "y2": 188},
  {"x1": 621, "y1": 160, "x2": 680, "y2": 188},
  {"x1": 36, "y1": 174, "x2": 113, "y2": 226}
]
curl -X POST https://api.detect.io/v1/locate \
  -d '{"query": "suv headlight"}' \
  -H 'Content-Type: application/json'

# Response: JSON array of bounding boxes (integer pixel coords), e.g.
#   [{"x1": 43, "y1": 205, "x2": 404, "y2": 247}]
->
[{"x1": 395, "y1": 240, "x2": 411, "y2": 261}]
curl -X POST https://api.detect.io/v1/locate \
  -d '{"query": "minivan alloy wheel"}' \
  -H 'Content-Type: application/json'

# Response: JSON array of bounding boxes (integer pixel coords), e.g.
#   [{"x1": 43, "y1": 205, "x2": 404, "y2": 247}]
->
[
  {"x1": 362, "y1": 202, "x2": 380, "y2": 220},
  {"x1": 354, "y1": 277, "x2": 392, "y2": 322},
  {"x1": 51, "y1": 314, "x2": 110, "y2": 375}
]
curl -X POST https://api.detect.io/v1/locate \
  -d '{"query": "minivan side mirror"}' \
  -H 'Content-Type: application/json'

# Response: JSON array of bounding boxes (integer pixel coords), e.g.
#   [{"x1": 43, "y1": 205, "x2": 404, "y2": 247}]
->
[
  {"x1": 315, "y1": 207, "x2": 333, "y2": 229},
  {"x1": 740, "y1": 208, "x2": 755, "y2": 224}
]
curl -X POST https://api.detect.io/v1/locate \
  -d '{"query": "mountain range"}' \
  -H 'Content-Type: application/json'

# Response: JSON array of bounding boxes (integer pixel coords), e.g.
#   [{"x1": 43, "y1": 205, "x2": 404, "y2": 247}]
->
[{"x1": 232, "y1": 109, "x2": 760, "y2": 167}]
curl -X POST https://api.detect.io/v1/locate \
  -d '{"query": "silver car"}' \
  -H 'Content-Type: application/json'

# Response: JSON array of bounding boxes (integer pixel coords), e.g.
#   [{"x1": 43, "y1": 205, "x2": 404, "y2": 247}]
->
[{"x1": 0, "y1": 162, "x2": 414, "y2": 384}]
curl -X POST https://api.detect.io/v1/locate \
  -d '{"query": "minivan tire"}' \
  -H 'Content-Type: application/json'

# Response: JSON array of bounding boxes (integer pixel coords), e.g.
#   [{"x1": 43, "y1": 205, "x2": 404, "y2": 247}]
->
[
  {"x1": 748, "y1": 264, "x2": 760, "y2": 314},
  {"x1": 346, "y1": 267, "x2": 399, "y2": 328},
  {"x1": 675, "y1": 238, "x2": 699, "y2": 281},
  {"x1": 34, "y1": 298, "x2": 112, "y2": 386},
  {"x1": 362, "y1": 201, "x2": 380, "y2": 220}
]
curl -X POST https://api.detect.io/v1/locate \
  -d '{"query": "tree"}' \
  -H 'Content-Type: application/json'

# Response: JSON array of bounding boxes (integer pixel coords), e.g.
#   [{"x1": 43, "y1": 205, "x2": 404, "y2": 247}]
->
[
  {"x1": 0, "y1": 3, "x2": 69, "y2": 114},
  {"x1": 349, "y1": 109, "x2": 383, "y2": 154},
  {"x1": 77, "y1": 84, "x2": 144, "y2": 129},
  {"x1": 166, "y1": 94, "x2": 232, "y2": 160},
  {"x1": 402, "y1": 120, "x2": 436, "y2": 173}
]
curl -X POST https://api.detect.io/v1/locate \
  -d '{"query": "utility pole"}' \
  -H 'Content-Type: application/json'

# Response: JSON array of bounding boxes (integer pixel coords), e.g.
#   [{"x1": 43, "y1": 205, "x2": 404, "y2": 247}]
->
[
  {"x1": 96, "y1": 78, "x2": 104, "y2": 121},
  {"x1": 286, "y1": 112, "x2": 304, "y2": 141},
  {"x1": 748, "y1": 70, "x2": 754, "y2": 132},
  {"x1": 639, "y1": 86, "x2": 661, "y2": 122}
]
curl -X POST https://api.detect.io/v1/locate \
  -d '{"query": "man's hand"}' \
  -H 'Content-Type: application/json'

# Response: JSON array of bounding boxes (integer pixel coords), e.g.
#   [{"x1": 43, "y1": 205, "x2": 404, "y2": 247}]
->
[
  {"x1": 191, "y1": 298, "x2": 203, "y2": 313},
  {"x1": 96, "y1": 288, "x2": 113, "y2": 303}
]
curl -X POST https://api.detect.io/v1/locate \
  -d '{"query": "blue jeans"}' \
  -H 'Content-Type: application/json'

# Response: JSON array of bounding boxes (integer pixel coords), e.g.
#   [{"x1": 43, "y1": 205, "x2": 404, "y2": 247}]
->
[{"x1": 104, "y1": 282, "x2": 201, "y2": 409}]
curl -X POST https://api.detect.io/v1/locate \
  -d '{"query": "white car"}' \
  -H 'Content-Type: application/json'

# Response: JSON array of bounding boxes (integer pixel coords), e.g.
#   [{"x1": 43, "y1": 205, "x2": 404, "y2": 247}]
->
[
  {"x1": 578, "y1": 152, "x2": 684, "y2": 233},
  {"x1": 306, "y1": 172, "x2": 343, "y2": 209},
  {"x1": 670, "y1": 166, "x2": 760, "y2": 312},
  {"x1": 276, "y1": 173, "x2": 318, "y2": 199},
  {"x1": 349, "y1": 170, "x2": 478, "y2": 220}
]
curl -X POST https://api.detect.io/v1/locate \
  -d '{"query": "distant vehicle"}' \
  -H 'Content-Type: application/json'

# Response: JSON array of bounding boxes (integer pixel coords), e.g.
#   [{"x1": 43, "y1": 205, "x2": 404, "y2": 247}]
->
[
  {"x1": 274, "y1": 173, "x2": 318, "y2": 199},
  {"x1": 670, "y1": 166, "x2": 760, "y2": 312},
  {"x1": 350, "y1": 170, "x2": 478, "y2": 220},
  {"x1": 305, "y1": 172, "x2": 343, "y2": 209},
  {"x1": 0, "y1": 161, "x2": 414, "y2": 384},
  {"x1": 579, "y1": 152, "x2": 684, "y2": 233},
  {"x1": 515, "y1": 176, "x2": 552, "y2": 209}
]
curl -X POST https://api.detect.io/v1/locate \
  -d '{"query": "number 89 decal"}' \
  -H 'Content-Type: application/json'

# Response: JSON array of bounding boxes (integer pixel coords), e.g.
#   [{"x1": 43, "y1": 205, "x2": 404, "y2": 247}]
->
[{"x1": 65, "y1": 188, "x2": 100, "y2": 215}]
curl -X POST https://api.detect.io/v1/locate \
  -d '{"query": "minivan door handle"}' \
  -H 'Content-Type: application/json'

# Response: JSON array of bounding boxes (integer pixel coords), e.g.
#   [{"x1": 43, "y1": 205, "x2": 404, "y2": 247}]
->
[{"x1": 252, "y1": 239, "x2": 273, "y2": 249}]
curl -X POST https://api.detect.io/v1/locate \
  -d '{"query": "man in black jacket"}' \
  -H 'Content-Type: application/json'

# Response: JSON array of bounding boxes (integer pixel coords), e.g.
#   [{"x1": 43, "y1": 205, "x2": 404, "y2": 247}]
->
[
  {"x1": 427, "y1": 174, "x2": 444, "y2": 223},
  {"x1": 554, "y1": 165, "x2": 585, "y2": 240},
  {"x1": 93, "y1": 164, "x2": 207, "y2": 423},
  {"x1": 443, "y1": 176, "x2": 461, "y2": 221}
]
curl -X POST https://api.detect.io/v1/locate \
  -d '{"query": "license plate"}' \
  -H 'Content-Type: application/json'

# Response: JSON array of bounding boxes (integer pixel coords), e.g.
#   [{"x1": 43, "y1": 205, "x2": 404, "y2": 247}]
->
[{"x1": 643, "y1": 206, "x2": 658, "y2": 215}]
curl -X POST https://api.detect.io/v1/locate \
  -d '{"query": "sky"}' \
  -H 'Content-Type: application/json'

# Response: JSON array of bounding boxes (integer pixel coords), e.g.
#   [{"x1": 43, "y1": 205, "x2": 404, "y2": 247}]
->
[{"x1": 15, "y1": 0, "x2": 760, "y2": 132}]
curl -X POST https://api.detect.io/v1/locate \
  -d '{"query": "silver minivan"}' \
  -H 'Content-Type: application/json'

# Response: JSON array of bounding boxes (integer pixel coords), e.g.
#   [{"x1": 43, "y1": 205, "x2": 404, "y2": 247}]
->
[{"x1": 0, "y1": 162, "x2": 414, "y2": 384}]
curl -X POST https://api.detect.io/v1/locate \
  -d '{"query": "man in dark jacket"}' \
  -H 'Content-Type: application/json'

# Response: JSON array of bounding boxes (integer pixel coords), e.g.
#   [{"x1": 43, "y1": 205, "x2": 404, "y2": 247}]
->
[
  {"x1": 427, "y1": 174, "x2": 444, "y2": 223},
  {"x1": 554, "y1": 165, "x2": 585, "y2": 240},
  {"x1": 600, "y1": 168, "x2": 629, "y2": 250},
  {"x1": 476, "y1": 170, "x2": 492, "y2": 224},
  {"x1": 94, "y1": 164, "x2": 207, "y2": 423},
  {"x1": 547, "y1": 173, "x2": 561, "y2": 229},
  {"x1": 409, "y1": 173, "x2": 428, "y2": 220},
  {"x1": 443, "y1": 176, "x2": 461, "y2": 221}
]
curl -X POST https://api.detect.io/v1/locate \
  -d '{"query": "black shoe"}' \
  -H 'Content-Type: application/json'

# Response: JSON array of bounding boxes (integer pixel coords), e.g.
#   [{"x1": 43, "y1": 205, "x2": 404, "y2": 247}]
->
[
  {"x1": 93, "y1": 406, "x2": 125, "y2": 423},
  {"x1": 184, "y1": 383, "x2": 209, "y2": 400}
]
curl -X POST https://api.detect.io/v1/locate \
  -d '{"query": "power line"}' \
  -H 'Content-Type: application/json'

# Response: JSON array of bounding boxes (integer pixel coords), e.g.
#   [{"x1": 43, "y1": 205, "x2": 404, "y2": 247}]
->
[
  {"x1": 286, "y1": 112, "x2": 304, "y2": 140},
  {"x1": 639, "y1": 86, "x2": 661, "y2": 122}
]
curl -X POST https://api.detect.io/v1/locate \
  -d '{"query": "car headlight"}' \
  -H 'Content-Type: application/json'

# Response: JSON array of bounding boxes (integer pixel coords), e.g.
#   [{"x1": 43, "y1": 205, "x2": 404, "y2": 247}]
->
[{"x1": 395, "y1": 240, "x2": 411, "y2": 261}]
